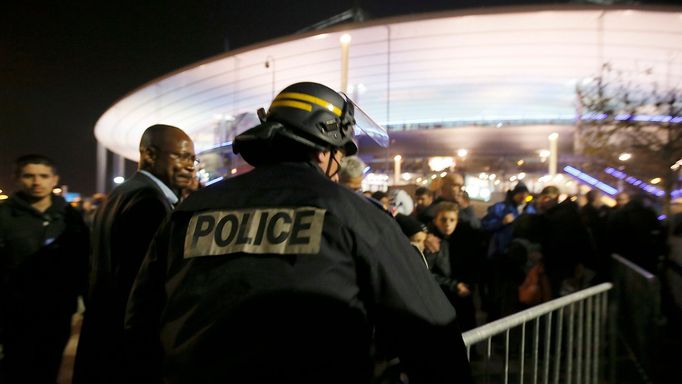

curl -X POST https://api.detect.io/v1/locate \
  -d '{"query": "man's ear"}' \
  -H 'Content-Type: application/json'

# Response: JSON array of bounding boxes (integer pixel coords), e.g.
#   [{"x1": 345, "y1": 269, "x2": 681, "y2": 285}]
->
[{"x1": 140, "y1": 146, "x2": 157, "y2": 168}]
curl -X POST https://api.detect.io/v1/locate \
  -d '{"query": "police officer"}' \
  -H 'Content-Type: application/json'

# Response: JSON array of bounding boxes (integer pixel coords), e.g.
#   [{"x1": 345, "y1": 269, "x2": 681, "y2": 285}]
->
[{"x1": 125, "y1": 82, "x2": 473, "y2": 383}]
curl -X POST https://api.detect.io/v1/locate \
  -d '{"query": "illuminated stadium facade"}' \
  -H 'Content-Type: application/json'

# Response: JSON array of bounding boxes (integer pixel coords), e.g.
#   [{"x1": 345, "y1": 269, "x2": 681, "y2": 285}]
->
[{"x1": 94, "y1": 4, "x2": 682, "y2": 195}]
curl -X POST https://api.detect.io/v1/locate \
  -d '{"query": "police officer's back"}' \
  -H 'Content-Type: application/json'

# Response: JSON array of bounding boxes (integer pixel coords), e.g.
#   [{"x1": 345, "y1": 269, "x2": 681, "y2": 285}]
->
[{"x1": 125, "y1": 82, "x2": 472, "y2": 383}]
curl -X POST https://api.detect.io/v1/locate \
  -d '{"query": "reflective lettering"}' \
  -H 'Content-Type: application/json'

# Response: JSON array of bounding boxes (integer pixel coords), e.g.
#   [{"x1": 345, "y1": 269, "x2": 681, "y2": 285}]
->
[
  {"x1": 236, "y1": 212, "x2": 253, "y2": 245},
  {"x1": 191, "y1": 215, "x2": 215, "y2": 247},
  {"x1": 253, "y1": 211, "x2": 269, "y2": 246},
  {"x1": 267, "y1": 212, "x2": 291, "y2": 244},
  {"x1": 215, "y1": 214, "x2": 238, "y2": 246},
  {"x1": 184, "y1": 207, "x2": 326, "y2": 258},
  {"x1": 290, "y1": 210, "x2": 315, "y2": 245}
]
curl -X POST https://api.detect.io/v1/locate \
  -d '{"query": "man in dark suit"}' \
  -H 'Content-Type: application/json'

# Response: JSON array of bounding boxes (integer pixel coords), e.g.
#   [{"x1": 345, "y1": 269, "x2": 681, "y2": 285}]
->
[{"x1": 73, "y1": 124, "x2": 195, "y2": 383}]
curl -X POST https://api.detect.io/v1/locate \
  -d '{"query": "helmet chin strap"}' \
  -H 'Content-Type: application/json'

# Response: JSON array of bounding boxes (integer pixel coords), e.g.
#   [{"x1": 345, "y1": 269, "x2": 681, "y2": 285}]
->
[{"x1": 324, "y1": 149, "x2": 340, "y2": 179}]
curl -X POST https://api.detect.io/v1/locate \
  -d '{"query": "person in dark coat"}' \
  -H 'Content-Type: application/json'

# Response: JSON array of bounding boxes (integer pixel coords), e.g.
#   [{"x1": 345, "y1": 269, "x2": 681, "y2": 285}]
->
[
  {"x1": 73, "y1": 124, "x2": 195, "y2": 383},
  {"x1": 536, "y1": 186, "x2": 595, "y2": 297},
  {"x1": 124, "y1": 82, "x2": 472, "y2": 383},
  {"x1": 608, "y1": 193, "x2": 665, "y2": 273},
  {"x1": 580, "y1": 189, "x2": 611, "y2": 282},
  {"x1": 0, "y1": 154, "x2": 89, "y2": 383}
]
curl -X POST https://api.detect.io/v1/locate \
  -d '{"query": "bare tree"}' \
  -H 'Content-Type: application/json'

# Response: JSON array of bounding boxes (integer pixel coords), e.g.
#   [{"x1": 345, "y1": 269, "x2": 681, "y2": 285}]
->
[{"x1": 576, "y1": 63, "x2": 682, "y2": 217}]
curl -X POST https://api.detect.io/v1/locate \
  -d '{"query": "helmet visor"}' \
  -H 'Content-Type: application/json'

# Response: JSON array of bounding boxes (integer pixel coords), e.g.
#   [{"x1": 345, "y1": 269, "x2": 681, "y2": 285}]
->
[{"x1": 343, "y1": 94, "x2": 389, "y2": 148}]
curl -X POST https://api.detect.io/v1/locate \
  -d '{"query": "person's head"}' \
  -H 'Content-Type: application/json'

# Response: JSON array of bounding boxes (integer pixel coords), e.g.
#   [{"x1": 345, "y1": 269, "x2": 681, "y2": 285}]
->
[
  {"x1": 615, "y1": 191, "x2": 630, "y2": 208},
  {"x1": 389, "y1": 189, "x2": 414, "y2": 216},
  {"x1": 233, "y1": 82, "x2": 388, "y2": 180},
  {"x1": 585, "y1": 189, "x2": 602, "y2": 207},
  {"x1": 432, "y1": 201, "x2": 459, "y2": 236},
  {"x1": 371, "y1": 191, "x2": 390, "y2": 211},
  {"x1": 14, "y1": 154, "x2": 59, "y2": 201},
  {"x1": 139, "y1": 124, "x2": 196, "y2": 193},
  {"x1": 395, "y1": 213, "x2": 428, "y2": 252},
  {"x1": 509, "y1": 182, "x2": 530, "y2": 206},
  {"x1": 414, "y1": 187, "x2": 434, "y2": 211},
  {"x1": 338, "y1": 156, "x2": 367, "y2": 191},
  {"x1": 537, "y1": 185, "x2": 560, "y2": 213},
  {"x1": 439, "y1": 173, "x2": 465, "y2": 202}
]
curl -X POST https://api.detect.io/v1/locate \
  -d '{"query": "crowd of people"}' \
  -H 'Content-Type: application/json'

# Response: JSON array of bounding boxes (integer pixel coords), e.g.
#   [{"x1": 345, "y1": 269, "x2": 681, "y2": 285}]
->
[
  {"x1": 0, "y1": 81, "x2": 668, "y2": 383},
  {"x1": 343, "y1": 167, "x2": 666, "y2": 324}
]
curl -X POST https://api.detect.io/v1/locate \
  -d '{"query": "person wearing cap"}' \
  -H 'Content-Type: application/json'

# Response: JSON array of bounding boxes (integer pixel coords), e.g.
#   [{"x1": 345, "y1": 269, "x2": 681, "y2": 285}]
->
[{"x1": 124, "y1": 82, "x2": 472, "y2": 383}]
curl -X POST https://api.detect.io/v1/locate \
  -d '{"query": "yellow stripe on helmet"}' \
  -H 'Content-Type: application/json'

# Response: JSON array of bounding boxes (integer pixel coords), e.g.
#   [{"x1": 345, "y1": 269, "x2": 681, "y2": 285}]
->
[
  {"x1": 270, "y1": 100, "x2": 313, "y2": 113},
  {"x1": 275, "y1": 92, "x2": 342, "y2": 117}
]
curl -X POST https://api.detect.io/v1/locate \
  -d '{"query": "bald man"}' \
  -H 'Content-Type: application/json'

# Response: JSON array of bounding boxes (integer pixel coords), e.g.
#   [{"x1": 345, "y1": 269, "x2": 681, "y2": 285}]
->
[{"x1": 74, "y1": 124, "x2": 195, "y2": 383}]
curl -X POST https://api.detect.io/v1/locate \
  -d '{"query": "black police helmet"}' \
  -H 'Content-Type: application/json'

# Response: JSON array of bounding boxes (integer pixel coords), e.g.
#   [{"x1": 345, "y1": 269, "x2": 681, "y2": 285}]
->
[{"x1": 234, "y1": 82, "x2": 358, "y2": 165}]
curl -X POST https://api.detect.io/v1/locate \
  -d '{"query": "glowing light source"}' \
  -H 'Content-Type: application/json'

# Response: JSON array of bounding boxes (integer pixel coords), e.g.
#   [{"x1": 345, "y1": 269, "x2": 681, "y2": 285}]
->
[
  {"x1": 0, "y1": 194, "x2": 8, "y2": 200},
  {"x1": 428, "y1": 156, "x2": 454, "y2": 172},
  {"x1": 394, "y1": 155, "x2": 402, "y2": 161},
  {"x1": 618, "y1": 153, "x2": 632, "y2": 161},
  {"x1": 563, "y1": 165, "x2": 618, "y2": 196},
  {"x1": 548, "y1": 132, "x2": 559, "y2": 141},
  {"x1": 650, "y1": 177, "x2": 661, "y2": 185},
  {"x1": 339, "y1": 34, "x2": 352, "y2": 44},
  {"x1": 604, "y1": 167, "x2": 666, "y2": 197},
  {"x1": 517, "y1": 160, "x2": 525, "y2": 166},
  {"x1": 113, "y1": 176, "x2": 125, "y2": 184},
  {"x1": 457, "y1": 149, "x2": 468, "y2": 157},
  {"x1": 53, "y1": 188, "x2": 63, "y2": 194}
]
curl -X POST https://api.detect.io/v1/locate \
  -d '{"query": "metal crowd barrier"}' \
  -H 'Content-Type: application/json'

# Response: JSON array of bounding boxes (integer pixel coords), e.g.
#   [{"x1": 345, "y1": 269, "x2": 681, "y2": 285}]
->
[
  {"x1": 462, "y1": 282, "x2": 612, "y2": 384},
  {"x1": 610, "y1": 253, "x2": 665, "y2": 382}
]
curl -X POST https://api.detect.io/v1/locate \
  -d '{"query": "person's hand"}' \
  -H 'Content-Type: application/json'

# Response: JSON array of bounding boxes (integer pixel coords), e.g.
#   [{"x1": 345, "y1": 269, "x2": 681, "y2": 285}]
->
[
  {"x1": 456, "y1": 282, "x2": 471, "y2": 297},
  {"x1": 424, "y1": 233, "x2": 441, "y2": 253},
  {"x1": 502, "y1": 213, "x2": 515, "y2": 225}
]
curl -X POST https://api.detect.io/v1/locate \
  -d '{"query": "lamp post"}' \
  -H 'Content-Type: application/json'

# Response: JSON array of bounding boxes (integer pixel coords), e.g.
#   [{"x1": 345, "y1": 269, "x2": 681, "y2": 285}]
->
[
  {"x1": 548, "y1": 132, "x2": 559, "y2": 177},
  {"x1": 265, "y1": 55, "x2": 276, "y2": 100},
  {"x1": 340, "y1": 34, "x2": 352, "y2": 93},
  {"x1": 393, "y1": 155, "x2": 402, "y2": 185}
]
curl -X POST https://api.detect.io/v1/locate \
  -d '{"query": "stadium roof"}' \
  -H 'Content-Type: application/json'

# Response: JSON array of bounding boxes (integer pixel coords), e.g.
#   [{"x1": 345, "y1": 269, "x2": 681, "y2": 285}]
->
[{"x1": 94, "y1": 4, "x2": 682, "y2": 166}]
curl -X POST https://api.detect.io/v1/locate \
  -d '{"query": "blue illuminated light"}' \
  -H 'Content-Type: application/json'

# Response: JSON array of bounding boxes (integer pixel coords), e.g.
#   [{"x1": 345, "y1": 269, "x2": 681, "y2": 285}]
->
[
  {"x1": 603, "y1": 167, "x2": 666, "y2": 197},
  {"x1": 563, "y1": 166, "x2": 618, "y2": 196},
  {"x1": 580, "y1": 113, "x2": 681, "y2": 123}
]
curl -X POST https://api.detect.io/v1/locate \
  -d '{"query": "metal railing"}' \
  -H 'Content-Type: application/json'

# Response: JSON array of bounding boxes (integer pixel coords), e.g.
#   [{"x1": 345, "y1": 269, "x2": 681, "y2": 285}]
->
[
  {"x1": 462, "y1": 282, "x2": 612, "y2": 384},
  {"x1": 610, "y1": 253, "x2": 665, "y2": 382}
]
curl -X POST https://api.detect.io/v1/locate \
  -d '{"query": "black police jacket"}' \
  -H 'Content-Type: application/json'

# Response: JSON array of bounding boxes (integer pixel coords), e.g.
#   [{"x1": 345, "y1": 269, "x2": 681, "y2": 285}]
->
[{"x1": 125, "y1": 162, "x2": 472, "y2": 384}]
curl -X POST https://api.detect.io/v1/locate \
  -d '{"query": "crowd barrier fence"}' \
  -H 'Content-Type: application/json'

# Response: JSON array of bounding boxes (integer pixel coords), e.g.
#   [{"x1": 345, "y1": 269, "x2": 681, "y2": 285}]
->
[
  {"x1": 610, "y1": 253, "x2": 666, "y2": 383},
  {"x1": 462, "y1": 282, "x2": 612, "y2": 384}
]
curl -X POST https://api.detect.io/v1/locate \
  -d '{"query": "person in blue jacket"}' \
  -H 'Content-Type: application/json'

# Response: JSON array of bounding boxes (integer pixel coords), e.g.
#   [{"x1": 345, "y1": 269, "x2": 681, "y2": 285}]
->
[{"x1": 480, "y1": 182, "x2": 535, "y2": 320}]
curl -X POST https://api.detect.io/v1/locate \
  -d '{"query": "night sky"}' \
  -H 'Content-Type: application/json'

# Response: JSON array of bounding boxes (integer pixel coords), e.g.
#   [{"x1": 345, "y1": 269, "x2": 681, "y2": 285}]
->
[{"x1": 1, "y1": 0, "x2": 676, "y2": 196}]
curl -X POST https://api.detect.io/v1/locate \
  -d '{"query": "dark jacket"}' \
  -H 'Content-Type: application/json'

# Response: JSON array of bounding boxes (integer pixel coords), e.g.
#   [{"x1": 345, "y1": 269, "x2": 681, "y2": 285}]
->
[
  {"x1": 540, "y1": 199, "x2": 594, "y2": 295},
  {"x1": 0, "y1": 194, "x2": 89, "y2": 381},
  {"x1": 74, "y1": 171, "x2": 174, "y2": 384},
  {"x1": 608, "y1": 199, "x2": 665, "y2": 273},
  {"x1": 125, "y1": 162, "x2": 472, "y2": 384}
]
